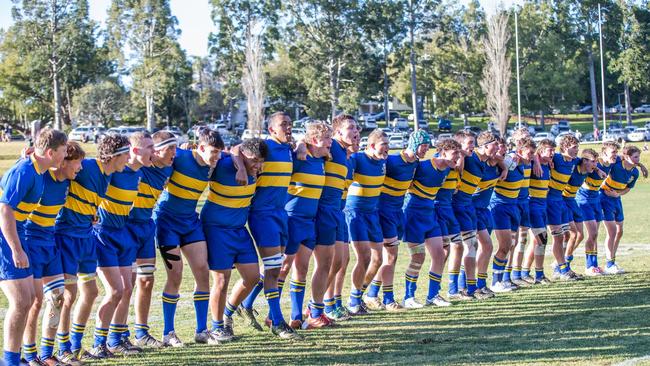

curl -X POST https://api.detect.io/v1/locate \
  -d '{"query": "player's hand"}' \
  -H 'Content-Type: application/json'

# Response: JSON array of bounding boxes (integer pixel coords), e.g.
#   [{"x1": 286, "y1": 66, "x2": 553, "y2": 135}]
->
[
  {"x1": 235, "y1": 169, "x2": 248, "y2": 186},
  {"x1": 533, "y1": 158, "x2": 542, "y2": 177},
  {"x1": 12, "y1": 247, "x2": 29, "y2": 269},
  {"x1": 180, "y1": 142, "x2": 194, "y2": 150},
  {"x1": 294, "y1": 141, "x2": 308, "y2": 161},
  {"x1": 597, "y1": 168, "x2": 607, "y2": 179},
  {"x1": 639, "y1": 164, "x2": 648, "y2": 179},
  {"x1": 21, "y1": 146, "x2": 34, "y2": 158},
  {"x1": 499, "y1": 169, "x2": 508, "y2": 181}
]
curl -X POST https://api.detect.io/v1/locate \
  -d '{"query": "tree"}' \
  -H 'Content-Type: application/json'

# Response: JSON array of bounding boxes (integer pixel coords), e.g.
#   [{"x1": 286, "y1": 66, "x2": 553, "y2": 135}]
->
[
  {"x1": 242, "y1": 21, "x2": 266, "y2": 133},
  {"x1": 481, "y1": 12, "x2": 511, "y2": 134},
  {"x1": 72, "y1": 80, "x2": 126, "y2": 126}
]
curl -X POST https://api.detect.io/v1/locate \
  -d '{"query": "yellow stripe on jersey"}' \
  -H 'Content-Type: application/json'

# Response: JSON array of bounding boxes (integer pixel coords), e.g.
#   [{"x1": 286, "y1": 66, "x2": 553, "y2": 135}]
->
[
  {"x1": 478, "y1": 178, "x2": 498, "y2": 191},
  {"x1": 169, "y1": 171, "x2": 207, "y2": 192},
  {"x1": 69, "y1": 181, "x2": 101, "y2": 206},
  {"x1": 256, "y1": 175, "x2": 292, "y2": 188},
  {"x1": 105, "y1": 185, "x2": 138, "y2": 203},
  {"x1": 207, "y1": 187, "x2": 254, "y2": 208},
  {"x1": 442, "y1": 171, "x2": 459, "y2": 189},
  {"x1": 64, "y1": 195, "x2": 97, "y2": 216},
  {"x1": 551, "y1": 170, "x2": 571, "y2": 183},
  {"x1": 99, "y1": 200, "x2": 132, "y2": 216},
  {"x1": 549, "y1": 180, "x2": 568, "y2": 191},
  {"x1": 209, "y1": 181, "x2": 256, "y2": 197},
  {"x1": 13, "y1": 211, "x2": 28, "y2": 221},
  {"x1": 381, "y1": 176, "x2": 411, "y2": 196},
  {"x1": 29, "y1": 213, "x2": 57, "y2": 227},
  {"x1": 16, "y1": 201, "x2": 37, "y2": 213},
  {"x1": 495, "y1": 180, "x2": 522, "y2": 198},
  {"x1": 582, "y1": 176, "x2": 603, "y2": 191},
  {"x1": 325, "y1": 161, "x2": 347, "y2": 178},
  {"x1": 529, "y1": 188, "x2": 549, "y2": 198},
  {"x1": 408, "y1": 181, "x2": 440, "y2": 199},
  {"x1": 601, "y1": 176, "x2": 627, "y2": 191},
  {"x1": 353, "y1": 173, "x2": 385, "y2": 186},
  {"x1": 458, "y1": 170, "x2": 481, "y2": 194},
  {"x1": 167, "y1": 183, "x2": 203, "y2": 200},
  {"x1": 31, "y1": 204, "x2": 62, "y2": 215},
  {"x1": 521, "y1": 169, "x2": 532, "y2": 187},
  {"x1": 133, "y1": 181, "x2": 160, "y2": 208},
  {"x1": 291, "y1": 173, "x2": 325, "y2": 186},
  {"x1": 288, "y1": 185, "x2": 323, "y2": 199},
  {"x1": 262, "y1": 161, "x2": 293, "y2": 174},
  {"x1": 347, "y1": 185, "x2": 381, "y2": 198}
]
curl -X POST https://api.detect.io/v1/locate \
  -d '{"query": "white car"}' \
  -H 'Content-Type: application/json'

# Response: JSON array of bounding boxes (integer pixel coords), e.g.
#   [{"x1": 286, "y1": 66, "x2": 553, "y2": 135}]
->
[
  {"x1": 554, "y1": 131, "x2": 575, "y2": 145},
  {"x1": 626, "y1": 127, "x2": 648, "y2": 142},
  {"x1": 389, "y1": 135, "x2": 406, "y2": 149},
  {"x1": 391, "y1": 117, "x2": 409, "y2": 130},
  {"x1": 608, "y1": 104, "x2": 625, "y2": 113},
  {"x1": 69, "y1": 126, "x2": 95, "y2": 142},
  {"x1": 532, "y1": 132, "x2": 554, "y2": 143},
  {"x1": 436, "y1": 133, "x2": 453, "y2": 141},
  {"x1": 241, "y1": 129, "x2": 269, "y2": 140},
  {"x1": 362, "y1": 118, "x2": 378, "y2": 131},
  {"x1": 292, "y1": 128, "x2": 306, "y2": 141},
  {"x1": 360, "y1": 137, "x2": 368, "y2": 150},
  {"x1": 634, "y1": 104, "x2": 650, "y2": 113},
  {"x1": 106, "y1": 126, "x2": 146, "y2": 138},
  {"x1": 603, "y1": 128, "x2": 626, "y2": 142}
]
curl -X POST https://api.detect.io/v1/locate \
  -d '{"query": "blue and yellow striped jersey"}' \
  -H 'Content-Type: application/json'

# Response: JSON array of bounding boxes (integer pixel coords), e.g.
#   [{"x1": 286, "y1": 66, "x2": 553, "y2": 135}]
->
[
  {"x1": 562, "y1": 164, "x2": 588, "y2": 199},
  {"x1": 251, "y1": 138, "x2": 293, "y2": 212},
  {"x1": 24, "y1": 170, "x2": 69, "y2": 242},
  {"x1": 600, "y1": 158, "x2": 639, "y2": 194},
  {"x1": 453, "y1": 153, "x2": 486, "y2": 205},
  {"x1": 0, "y1": 155, "x2": 45, "y2": 237},
  {"x1": 129, "y1": 165, "x2": 173, "y2": 222},
  {"x1": 157, "y1": 149, "x2": 211, "y2": 217},
  {"x1": 345, "y1": 152, "x2": 386, "y2": 212},
  {"x1": 576, "y1": 161, "x2": 613, "y2": 203},
  {"x1": 340, "y1": 158, "x2": 354, "y2": 210},
  {"x1": 472, "y1": 162, "x2": 500, "y2": 209},
  {"x1": 517, "y1": 162, "x2": 532, "y2": 202},
  {"x1": 319, "y1": 139, "x2": 349, "y2": 208},
  {"x1": 435, "y1": 169, "x2": 459, "y2": 207},
  {"x1": 56, "y1": 158, "x2": 111, "y2": 237},
  {"x1": 492, "y1": 163, "x2": 526, "y2": 204},
  {"x1": 529, "y1": 163, "x2": 551, "y2": 204},
  {"x1": 285, "y1": 152, "x2": 326, "y2": 217},
  {"x1": 405, "y1": 158, "x2": 450, "y2": 210},
  {"x1": 200, "y1": 155, "x2": 255, "y2": 228},
  {"x1": 379, "y1": 152, "x2": 417, "y2": 210},
  {"x1": 547, "y1": 153, "x2": 579, "y2": 201},
  {"x1": 97, "y1": 166, "x2": 141, "y2": 228}
]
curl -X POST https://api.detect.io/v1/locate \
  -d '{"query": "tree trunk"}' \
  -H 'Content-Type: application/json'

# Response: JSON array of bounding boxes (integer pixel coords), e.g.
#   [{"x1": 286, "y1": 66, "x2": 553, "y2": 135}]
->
[
  {"x1": 408, "y1": 0, "x2": 419, "y2": 130},
  {"x1": 146, "y1": 91, "x2": 155, "y2": 131},
  {"x1": 50, "y1": 0, "x2": 62, "y2": 131},
  {"x1": 588, "y1": 50, "x2": 599, "y2": 131},
  {"x1": 624, "y1": 83, "x2": 632, "y2": 126},
  {"x1": 383, "y1": 50, "x2": 390, "y2": 130},
  {"x1": 328, "y1": 57, "x2": 339, "y2": 122},
  {"x1": 52, "y1": 68, "x2": 62, "y2": 130},
  {"x1": 66, "y1": 86, "x2": 74, "y2": 127},
  {"x1": 540, "y1": 109, "x2": 545, "y2": 129}
]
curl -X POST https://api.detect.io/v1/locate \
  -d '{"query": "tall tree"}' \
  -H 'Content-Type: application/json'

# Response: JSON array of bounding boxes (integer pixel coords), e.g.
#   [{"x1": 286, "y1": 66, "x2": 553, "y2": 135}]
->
[{"x1": 481, "y1": 12, "x2": 511, "y2": 134}]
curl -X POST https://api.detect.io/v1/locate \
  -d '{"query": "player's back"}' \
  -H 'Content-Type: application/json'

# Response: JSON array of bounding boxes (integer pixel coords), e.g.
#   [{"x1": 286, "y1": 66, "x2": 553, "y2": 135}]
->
[
  {"x1": 379, "y1": 152, "x2": 417, "y2": 210},
  {"x1": 251, "y1": 138, "x2": 292, "y2": 212},
  {"x1": 157, "y1": 148, "x2": 211, "y2": 217}
]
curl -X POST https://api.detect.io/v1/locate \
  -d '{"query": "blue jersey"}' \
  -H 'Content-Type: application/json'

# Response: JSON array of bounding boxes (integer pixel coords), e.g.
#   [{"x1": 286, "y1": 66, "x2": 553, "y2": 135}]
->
[
  {"x1": 453, "y1": 153, "x2": 485, "y2": 205},
  {"x1": 406, "y1": 158, "x2": 450, "y2": 210},
  {"x1": 601, "y1": 158, "x2": 639, "y2": 195},
  {"x1": 517, "y1": 162, "x2": 532, "y2": 202},
  {"x1": 529, "y1": 163, "x2": 551, "y2": 206},
  {"x1": 201, "y1": 155, "x2": 255, "y2": 228},
  {"x1": 285, "y1": 152, "x2": 326, "y2": 218},
  {"x1": 576, "y1": 160, "x2": 614, "y2": 203},
  {"x1": 97, "y1": 166, "x2": 141, "y2": 228},
  {"x1": 562, "y1": 164, "x2": 589, "y2": 200},
  {"x1": 129, "y1": 165, "x2": 173, "y2": 222},
  {"x1": 492, "y1": 162, "x2": 526, "y2": 204},
  {"x1": 547, "y1": 153, "x2": 579, "y2": 201},
  {"x1": 379, "y1": 152, "x2": 417, "y2": 210},
  {"x1": 435, "y1": 169, "x2": 459, "y2": 206},
  {"x1": 319, "y1": 139, "x2": 348, "y2": 208},
  {"x1": 345, "y1": 152, "x2": 386, "y2": 212},
  {"x1": 0, "y1": 156, "x2": 45, "y2": 237},
  {"x1": 251, "y1": 138, "x2": 292, "y2": 212},
  {"x1": 56, "y1": 158, "x2": 111, "y2": 237},
  {"x1": 157, "y1": 149, "x2": 211, "y2": 217},
  {"x1": 472, "y1": 162, "x2": 500, "y2": 209},
  {"x1": 341, "y1": 158, "x2": 354, "y2": 210},
  {"x1": 24, "y1": 170, "x2": 69, "y2": 242}
]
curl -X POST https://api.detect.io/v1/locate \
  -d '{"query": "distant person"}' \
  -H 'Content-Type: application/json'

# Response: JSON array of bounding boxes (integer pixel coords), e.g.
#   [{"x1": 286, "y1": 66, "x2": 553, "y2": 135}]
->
[{"x1": 575, "y1": 130, "x2": 582, "y2": 140}]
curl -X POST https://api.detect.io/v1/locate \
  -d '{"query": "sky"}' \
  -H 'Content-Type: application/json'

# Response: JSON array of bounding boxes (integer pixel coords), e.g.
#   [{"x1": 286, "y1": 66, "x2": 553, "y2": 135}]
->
[{"x1": 0, "y1": 0, "x2": 522, "y2": 58}]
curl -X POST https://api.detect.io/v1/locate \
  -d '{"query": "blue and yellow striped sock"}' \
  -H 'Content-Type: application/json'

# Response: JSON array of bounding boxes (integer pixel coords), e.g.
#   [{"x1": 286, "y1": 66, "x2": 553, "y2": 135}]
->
[
  {"x1": 289, "y1": 280, "x2": 306, "y2": 321},
  {"x1": 93, "y1": 327, "x2": 109, "y2": 347},
  {"x1": 512, "y1": 266, "x2": 522, "y2": 280},
  {"x1": 70, "y1": 323, "x2": 86, "y2": 352},
  {"x1": 428, "y1": 272, "x2": 442, "y2": 299},
  {"x1": 404, "y1": 273, "x2": 418, "y2": 299},
  {"x1": 211, "y1": 319, "x2": 224, "y2": 331},
  {"x1": 535, "y1": 268, "x2": 545, "y2": 280},
  {"x1": 448, "y1": 271, "x2": 460, "y2": 295},
  {"x1": 265, "y1": 289, "x2": 283, "y2": 326},
  {"x1": 56, "y1": 332, "x2": 70, "y2": 354},
  {"x1": 108, "y1": 323, "x2": 128, "y2": 347},
  {"x1": 458, "y1": 266, "x2": 466, "y2": 291},
  {"x1": 3, "y1": 350, "x2": 20, "y2": 366},
  {"x1": 277, "y1": 278, "x2": 285, "y2": 297},
  {"x1": 22, "y1": 343, "x2": 37, "y2": 362},
  {"x1": 349, "y1": 288, "x2": 363, "y2": 307},
  {"x1": 40, "y1": 337, "x2": 55, "y2": 359},
  {"x1": 607, "y1": 258, "x2": 616, "y2": 268},
  {"x1": 477, "y1": 272, "x2": 488, "y2": 289},
  {"x1": 334, "y1": 295, "x2": 342, "y2": 309},
  {"x1": 382, "y1": 284, "x2": 395, "y2": 304},
  {"x1": 503, "y1": 266, "x2": 513, "y2": 282},
  {"x1": 558, "y1": 262, "x2": 569, "y2": 274},
  {"x1": 224, "y1": 301, "x2": 237, "y2": 318},
  {"x1": 193, "y1": 291, "x2": 210, "y2": 333},
  {"x1": 324, "y1": 297, "x2": 336, "y2": 313},
  {"x1": 566, "y1": 255, "x2": 574, "y2": 264},
  {"x1": 585, "y1": 252, "x2": 593, "y2": 268},
  {"x1": 309, "y1": 301, "x2": 325, "y2": 318},
  {"x1": 162, "y1": 292, "x2": 180, "y2": 335},
  {"x1": 592, "y1": 251, "x2": 599, "y2": 268},
  {"x1": 134, "y1": 323, "x2": 149, "y2": 339},
  {"x1": 492, "y1": 256, "x2": 506, "y2": 285},
  {"x1": 367, "y1": 279, "x2": 381, "y2": 298},
  {"x1": 522, "y1": 267, "x2": 530, "y2": 278},
  {"x1": 467, "y1": 279, "x2": 477, "y2": 294},
  {"x1": 241, "y1": 275, "x2": 264, "y2": 310}
]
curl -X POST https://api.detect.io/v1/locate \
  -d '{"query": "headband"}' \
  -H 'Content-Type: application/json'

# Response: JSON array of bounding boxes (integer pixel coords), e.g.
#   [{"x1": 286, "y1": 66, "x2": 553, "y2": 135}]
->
[
  {"x1": 106, "y1": 145, "x2": 130, "y2": 158},
  {"x1": 154, "y1": 137, "x2": 178, "y2": 150}
]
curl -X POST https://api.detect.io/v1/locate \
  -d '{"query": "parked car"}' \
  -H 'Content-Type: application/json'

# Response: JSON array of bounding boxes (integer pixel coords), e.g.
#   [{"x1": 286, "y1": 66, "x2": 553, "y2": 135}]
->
[
  {"x1": 554, "y1": 131, "x2": 575, "y2": 145},
  {"x1": 578, "y1": 105, "x2": 593, "y2": 113},
  {"x1": 608, "y1": 121, "x2": 623, "y2": 130},
  {"x1": 581, "y1": 132, "x2": 595, "y2": 142},
  {"x1": 241, "y1": 129, "x2": 268, "y2": 140},
  {"x1": 550, "y1": 124, "x2": 571, "y2": 136},
  {"x1": 391, "y1": 117, "x2": 409, "y2": 130},
  {"x1": 626, "y1": 127, "x2": 648, "y2": 142},
  {"x1": 603, "y1": 128, "x2": 626, "y2": 142},
  {"x1": 360, "y1": 136, "x2": 368, "y2": 150},
  {"x1": 291, "y1": 128, "x2": 306, "y2": 141},
  {"x1": 69, "y1": 126, "x2": 95, "y2": 142},
  {"x1": 436, "y1": 133, "x2": 453, "y2": 141},
  {"x1": 369, "y1": 111, "x2": 401, "y2": 122},
  {"x1": 105, "y1": 126, "x2": 146, "y2": 138},
  {"x1": 513, "y1": 122, "x2": 536, "y2": 136},
  {"x1": 362, "y1": 118, "x2": 378, "y2": 131},
  {"x1": 221, "y1": 133, "x2": 242, "y2": 148},
  {"x1": 608, "y1": 104, "x2": 625, "y2": 113},
  {"x1": 633, "y1": 104, "x2": 650, "y2": 113},
  {"x1": 437, "y1": 118, "x2": 452, "y2": 132},
  {"x1": 463, "y1": 126, "x2": 482, "y2": 135},
  {"x1": 624, "y1": 126, "x2": 637, "y2": 134},
  {"x1": 389, "y1": 135, "x2": 406, "y2": 149},
  {"x1": 532, "y1": 132, "x2": 554, "y2": 143}
]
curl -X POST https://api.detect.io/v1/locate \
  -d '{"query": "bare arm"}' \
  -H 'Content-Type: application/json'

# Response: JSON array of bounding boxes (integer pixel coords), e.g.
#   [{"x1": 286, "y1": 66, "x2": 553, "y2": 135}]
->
[
  {"x1": 532, "y1": 154, "x2": 542, "y2": 177},
  {"x1": 229, "y1": 144, "x2": 248, "y2": 185},
  {"x1": 0, "y1": 203, "x2": 28, "y2": 268}
]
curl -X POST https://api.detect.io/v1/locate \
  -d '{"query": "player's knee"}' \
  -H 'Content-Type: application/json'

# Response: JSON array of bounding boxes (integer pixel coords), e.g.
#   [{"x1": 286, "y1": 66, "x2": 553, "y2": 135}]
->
[
  {"x1": 13, "y1": 291, "x2": 35, "y2": 312},
  {"x1": 31, "y1": 291, "x2": 44, "y2": 310},
  {"x1": 242, "y1": 273, "x2": 259, "y2": 289}
]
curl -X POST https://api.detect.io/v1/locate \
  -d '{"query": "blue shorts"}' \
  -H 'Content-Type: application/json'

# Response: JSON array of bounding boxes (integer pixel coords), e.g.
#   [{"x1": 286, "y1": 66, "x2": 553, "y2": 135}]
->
[
  {"x1": 403, "y1": 209, "x2": 442, "y2": 244},
  {"x1": 435, "y1": 205, "x2": 460, "y2": 237},
  {"x1": 249, "y1": 209, "x2": 288, "y2": 248},
  {"x1": 563, "y1": 199, "x2": 583, "y2": 223},
  {"x1": 336, "y1": 208, "x2": 348, "y2": 243},
  {"x1": 126, "y1": 220, "x2": 156, "y2": 260},
  {"x1": 529, "y1": 205, "x2": 547, "y2": 230},
  {"x1": 287, "y1": 215, "x2": 316, "y2": 255},
  {"x1": 28, "y1": 242, "x2": 63, "y2": 279},
  {"x1": 0, "y1": 236, "x2": 32, "y2": 280},
  {"x1": 155, "y1": 211, "x2": 205, "y2": 248},
  {"x1": 490, "y1": 202, "x2": 521, "y2": 231},
  {"x1": 546, "y1": 200, "x2": 567, "y2": 226},
  {"x1": 452, "y1": 204, "x2": 477, "y2": 232},
  {"x1": 345, "y1": 209, "x2": 383, "y2": 243},
  {"x1": 601, "y1": 197, "x2": 624, "y2": 222},
  {"x1": 95, "y1": 226, "x2": 138, "y2": 268},
  {"x1": 577, "y1": 200, "x2": 603, "y2": 222},
  {"x1": 315, "y1": 205, "x2": 340, "y2": 246},
  {"x1": 518, "y1": 201, "x2": 531, "y2": 228},
  {"x1": 379, "y1": 209, "x2": 405, "y2": 240},
  {"x1": 475, "y1": 207, "x2": 494, "y2": 233},
  {"x1": 56, "y1": 233, "x2": 97, "y2": 276},
  {"x1": 204, "y1": 225, "x2": 258, "y2": 271}
]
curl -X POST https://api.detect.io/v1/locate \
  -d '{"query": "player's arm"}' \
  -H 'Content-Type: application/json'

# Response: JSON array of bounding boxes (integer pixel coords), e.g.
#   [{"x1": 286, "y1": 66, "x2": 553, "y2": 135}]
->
[
  {"x1": 495, "y1": 157, "x2": 508, "y2": 180},
  {"x1": 0, "y1": 203, "x2": 28, "y2": 268},
  {"x1": 637, "y1": 162, "x2": 648, "y2": 178},
  {"x1": 532, "y1": 154, "x2": 542, "y2": 177},
  {"x1": 229, "y1": 144, "x2": 249, "y2": 185}
]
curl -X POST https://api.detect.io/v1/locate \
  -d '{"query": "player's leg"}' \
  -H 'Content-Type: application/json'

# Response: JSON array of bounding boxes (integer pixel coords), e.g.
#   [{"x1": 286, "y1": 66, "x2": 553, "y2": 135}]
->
[
  {"x1": 180, "y1": 241, "x2": 211, "y2": 343},
  {"x1": 530, "y1": 227, "x2": 550, "y2": 284},
  {"x1": 548, "y1": 223, "x2": 572, "y2": 280},
  {"x1": 69, "y1": 274, "x2": 98, "y2": 358},
  {"x1": 491, "y1": 229, "x2": 511, "y2": 292},
  {"x1": 289, "y1": 245, "x2": 310, "y2": 328},
  {"x1": 459, "y1": 229, "x2": 479, "y2": 298},
  {"x1": 305, "y1": 243, "x2": 335, "y2": 328},
  {"x1": 92, "y1": 266, "x2": 124, "y2": 357},
  {"x1": 425, "y1": 236, "x2": 451, "y2": 306},
  {"x1": 476, "y1": 229, "x2": 494, "y2": 295},
  {"x1": 324, "y1": 241, "x2": 345, "y2": 319},
  {"x1": 446, "y1": 234, "x2": 463, "y2": 297},
  {"x1": 403, "y1": 242, "x2": 425, "y2": 309},
  {"x1": 603, "y1": 219, "x2": 618, "y2": 274},
  {"x1": 365, "y1": 235, "x2": 397, "y2": 310},
  {"x1": 511, "y1": 226, "x2": 530, "y2": 286},
  {"x1": 583, "y1": 220, "x2": 601, "y2": 275},
  {"x1": 611, "y1": 220, "x2": 625, "y2": 273},
  {"x1": 378, "y1": 242, "x2": 400, "y2": 309},
  {"x1": 349, "y1": 241, "x2": 370, "y2": 314},
  {"x1": 2, "y1": 277, "x2": 36, "y2": 366},
  {"x1": 132, "y1": 257, "x2": 161, "y2": 347},
  {"x1": 39, "y1": 273, "x2": 65, "y2": 365},
  {"x1": 226, "y1": 263, "x2": 260, "y2": 326},
  {"x1": 208, "y1": 269, "x2": 232, "y2": 343},
  {"x1": 22, "y1": 277, "x2": 44, "y2": 364}
]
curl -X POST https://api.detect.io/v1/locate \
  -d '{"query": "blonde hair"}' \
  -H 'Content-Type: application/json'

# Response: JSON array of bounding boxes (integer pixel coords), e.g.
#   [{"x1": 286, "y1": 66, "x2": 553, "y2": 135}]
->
[
  {"x1": 305, "y1": 121, "x2": 332, "y2": 141},
  {"x1": 367, "y1": 128, "x2": 388, "y2": 145}
]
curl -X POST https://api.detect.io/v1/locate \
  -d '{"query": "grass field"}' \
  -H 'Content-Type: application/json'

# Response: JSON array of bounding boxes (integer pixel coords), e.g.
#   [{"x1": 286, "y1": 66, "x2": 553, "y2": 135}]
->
[{"x1": 0, "y1": 140, "x2": 648, "y2": 365}]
